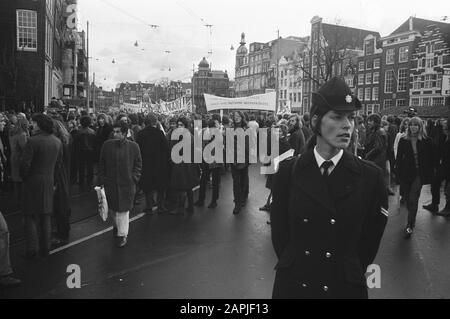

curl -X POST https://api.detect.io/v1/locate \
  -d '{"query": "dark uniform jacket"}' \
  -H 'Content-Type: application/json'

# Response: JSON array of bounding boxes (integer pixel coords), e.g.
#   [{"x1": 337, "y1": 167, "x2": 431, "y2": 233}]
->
[{"x1": 271, "y1": 149, "x2": 388, "y2": 299}]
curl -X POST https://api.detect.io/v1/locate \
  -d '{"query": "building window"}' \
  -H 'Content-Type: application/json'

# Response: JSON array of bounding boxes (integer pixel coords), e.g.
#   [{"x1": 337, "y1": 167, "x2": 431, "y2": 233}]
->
[
  {"x1": 411, "y1": 98, "x2": 420, "y2": 106},
  {"x1": 399, "y1": 46, "x2": 409, "y2": 63},
  {"x1": 366, "y1": 60, "x2": 372, "y2": 70},
  {"x1": 373, "y1": 58, "x2": 380, "y2": 69},
  {"x1": 424, "y1": 74, "x2": 433, "y2": 89},
  {"x1": 372, "y1": 87, "x2": 379, "y2": 101},
  {"x1": 384, "y1": 99, "x2": 394, "y2": 108},
  {"x1": 396, "y1": 99, "x2": 406, "y2": 107},
  {"x1": 386, "y1": 49, "x2": 395, "y2": 65},
  {"x1": 373, "y1": 72, "x2": 379, "y2": 84},
  {"x1": 358, "y1": 61, "x2": 365, "y2": 71},
  {"x1": 289, "y1": 93, "x2": 292, "y2": 101},
  {"x1": 345, "y1": 77, "x2": 354, "y2": 87},
  {"x1": 385, "y1": 70, "x2": 394, "y2": 93},
  {"x1": 433, "y1": 97, "x2": 444, "y2": 106},
  {"x1": 358, "y1": 88, "x2": 364, "y2": 100},
  {"x1": 365, "y1": 39, "x2": 374, "y2": 55},
  {"x1": 437, "y1": 74, "x2": 443, "y2": 89},
  {"x1": 365, "y1": 73, "x2": 372, "y2": 84},
  {"x1": 298, "y1": 93, "x2": 301, "y2": 102},
  {"x1": 438, "y1": 56, "x2": 443, "y2": 66},
  {"x1": 423, "y1": 98, "x2": 431, "y2": 106},
  {"x1": 426, "y1": 43, "x2": 435, "y2": 54},
  {"x1": 397, "y1": 68, "x2": 408, "y2": 91},
  {"x1": 279, "y1": 90, "x2": 283, "y2": 99},
  {"x1": 358, "y1": 74, "x2": 364, "y2": 85},
  {"x1": 365, "y1": 88, "x2": 371, "y2": 101},
  {"x1": 17, "y1": 10, "x2": 38, "y2": 51},
  {"x1": 293, "y1": 93, "x2": 297, "y2": 102},
  {"x1": 413, "y1": 76, "x2": 421, "y2": 90},
  {"x1": 426, "y1": 58, "x2": 434, "y2": 68}
]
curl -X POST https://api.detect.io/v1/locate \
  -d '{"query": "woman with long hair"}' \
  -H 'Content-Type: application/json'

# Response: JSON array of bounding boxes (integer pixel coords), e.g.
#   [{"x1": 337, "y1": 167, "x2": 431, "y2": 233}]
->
[
  {"x1": 8, "y1": 115, "x2": 29, "y2": 208},
  {"x1": 229, "y1": 111, "x2": 250, "y2": 215},
  {"x1": 395, "y1": 117, "x2": 434, "y2": 238}
]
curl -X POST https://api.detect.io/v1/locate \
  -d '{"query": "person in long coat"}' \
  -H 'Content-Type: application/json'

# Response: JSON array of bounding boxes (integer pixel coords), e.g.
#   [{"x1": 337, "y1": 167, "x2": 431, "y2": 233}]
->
[
  {"x1": 271, "y1": 78, "x2": 388, "y2": 299},
  {"x1": 135, "y1": 113, "x2": 170, "y2": 214},
  {"x1": 287, "y1": 114, "x2": 306, "y2": 156},
  {"x1": 8, "y1": 116, "x2": 29, "y2": 208},
  {"x1": 21, "y1": 114, "x2": 62, "y2": 258},
  {"x1": 169, "y1": 117, "x2": 200, "y2": 215},
  {"x1": 98, "y1": 121, "x2": 142, "y2": 248},
  {"x1": 52, "y1": 120, "x2": 72, "y2": 246},
  {"x1": 396, "y1": 117, "x2": 434, "y2": 237}
]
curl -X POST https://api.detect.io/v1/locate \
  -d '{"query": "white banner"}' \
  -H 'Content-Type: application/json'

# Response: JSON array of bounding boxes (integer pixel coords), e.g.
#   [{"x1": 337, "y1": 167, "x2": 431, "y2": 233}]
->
[{"x1": 204, "y1": 92, "x2": 276, "y2": 112}]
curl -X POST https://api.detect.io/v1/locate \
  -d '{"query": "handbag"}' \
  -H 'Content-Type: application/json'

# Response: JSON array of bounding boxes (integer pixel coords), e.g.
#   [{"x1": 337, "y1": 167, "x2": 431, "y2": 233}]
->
[{"x1": 94, "y1": 186, "x2": 108, "y2": 221}]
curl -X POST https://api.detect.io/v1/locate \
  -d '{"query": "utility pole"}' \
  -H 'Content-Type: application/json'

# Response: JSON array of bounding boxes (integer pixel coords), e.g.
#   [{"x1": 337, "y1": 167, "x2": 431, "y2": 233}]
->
[
  {"x1": 93, "y1": 72, "x2": 96, "y2": 113},
  {"x1": 192, "y1": 63, "x2": 195, "y2": 113},
  {"x1": 86, "y1": 21, "x2": 90, "y2": 112},
  {"x1": 275, "y1": 30, "x2": 280, "y2": 114}
]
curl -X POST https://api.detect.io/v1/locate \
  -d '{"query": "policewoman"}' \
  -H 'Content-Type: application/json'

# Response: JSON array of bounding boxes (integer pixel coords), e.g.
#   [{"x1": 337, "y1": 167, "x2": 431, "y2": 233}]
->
[{"x1": 271, "y1": 77, "x2": 388, "y2": 299}]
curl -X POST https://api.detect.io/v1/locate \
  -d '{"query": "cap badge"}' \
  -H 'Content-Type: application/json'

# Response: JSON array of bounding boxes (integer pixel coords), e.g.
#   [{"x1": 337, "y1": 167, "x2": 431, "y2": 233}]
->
[{"x1": 345, "y1": 95, "x2": 352, "y2": 103}]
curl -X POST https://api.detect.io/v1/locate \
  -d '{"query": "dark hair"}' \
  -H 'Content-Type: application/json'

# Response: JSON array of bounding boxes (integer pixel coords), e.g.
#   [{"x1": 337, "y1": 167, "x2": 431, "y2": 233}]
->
[
  {"x1": 177, "y1": 116, "x2": 189, "y2": 128},
  {"x1": 32, "y1": 113, "x2": 54, "y2": 134},
  {"x1": 367, "y1": 113, "x2": 381, "y2": 129},
  {"x1": 128, "y1": 113, "x2": 139, "y2": 125},
  {"x1": 222, "y1": 116, "x2": 230, "y2": 126},
  {"x1": 302, "y1": 112, "x2": 310, "y2": 122},
  {"x1": 80, "y1": 115, "x2": 92, "y2": 128},
  {"x1": 211, "y1": 114, "x2": 221, "y2": 122},
  {"x1": 233, "y1": 110, "x2": 247, "y2": 128},
  {"x1": 145, "y1": 113, "x2": 158, "y2": 127},
  {"x1": 113, "y1": 121, "x2": 129, "y2": 135},
  {"x1": 207, "y1": 119, "x2": 216, "y2": 128},
  {"x1": 387, "y1": 115, "x2": 395, "y2": 124}
]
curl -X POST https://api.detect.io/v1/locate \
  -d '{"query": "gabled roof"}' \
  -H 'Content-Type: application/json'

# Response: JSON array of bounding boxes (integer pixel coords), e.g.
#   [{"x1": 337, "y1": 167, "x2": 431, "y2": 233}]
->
[
  {"x1": 322, "y1": 23, "x2": 380, "y2": 50},
  {"x1": 390, "y1": 17, "x2": 450, "y2": 36}
]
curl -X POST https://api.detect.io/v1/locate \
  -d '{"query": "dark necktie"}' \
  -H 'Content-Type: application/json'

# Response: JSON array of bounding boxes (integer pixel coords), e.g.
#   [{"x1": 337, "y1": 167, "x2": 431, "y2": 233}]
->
[{"x1": 321, "y1": 161, "x2": 334, "y2": 178}]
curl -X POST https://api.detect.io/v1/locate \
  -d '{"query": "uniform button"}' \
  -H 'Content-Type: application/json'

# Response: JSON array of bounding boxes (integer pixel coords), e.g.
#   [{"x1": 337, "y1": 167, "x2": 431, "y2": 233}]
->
[
  {"x1": 323, "y1": 286, "x2": 329, "y2": 292},
  {"x1": 303, "y1": 218, "x2": 309, "y2": 223},
  {"x1": 330, "y1": 219, "x2": 336, "y2": 225},
  {"x1": 305, "y1": 251, "x2": 310, "y2": 256},
  {"x1": 326, "y1": 252, "x2": 332, "y2": 258}
]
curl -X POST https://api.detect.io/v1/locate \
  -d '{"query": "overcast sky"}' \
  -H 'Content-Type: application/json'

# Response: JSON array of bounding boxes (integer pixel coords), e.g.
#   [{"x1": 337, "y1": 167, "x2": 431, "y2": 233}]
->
[{"x1": 78, "y1": 0, "x2": 449, "y2": 91}]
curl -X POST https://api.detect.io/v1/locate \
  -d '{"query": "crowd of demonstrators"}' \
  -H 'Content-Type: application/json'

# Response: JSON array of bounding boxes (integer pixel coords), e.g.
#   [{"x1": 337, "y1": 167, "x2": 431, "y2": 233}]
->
[{"x1": 1, "y1": 91, "x2": 450, "y2": 289}]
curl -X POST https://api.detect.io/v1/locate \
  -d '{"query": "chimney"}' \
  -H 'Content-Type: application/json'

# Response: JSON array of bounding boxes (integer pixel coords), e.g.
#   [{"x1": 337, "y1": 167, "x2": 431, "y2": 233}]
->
[{"x1": 409, "y1": 16, "x2": 413, "y2": 31}]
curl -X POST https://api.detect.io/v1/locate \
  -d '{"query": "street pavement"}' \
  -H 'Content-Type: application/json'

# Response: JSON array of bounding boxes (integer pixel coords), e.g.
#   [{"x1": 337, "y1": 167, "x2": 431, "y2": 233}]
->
[{"x1": 1, "y1": 164, "x2": 450, "y2": 299}]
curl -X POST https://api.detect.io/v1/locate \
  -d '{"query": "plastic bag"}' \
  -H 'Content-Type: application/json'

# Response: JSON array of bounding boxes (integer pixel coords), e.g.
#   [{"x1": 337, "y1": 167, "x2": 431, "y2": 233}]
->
[{"x1": 95, "y1": 186, "x2": 108, "y2": 221}]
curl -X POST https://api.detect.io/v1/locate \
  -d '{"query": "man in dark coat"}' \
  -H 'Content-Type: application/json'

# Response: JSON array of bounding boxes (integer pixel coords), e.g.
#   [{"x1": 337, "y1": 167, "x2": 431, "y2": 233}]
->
[
  {"x1": 98, "y1": 122, "x2": 142, "y2": 248},
  {"x1": 21, "y1": 114, "x2": 62, "y2": 258},
  {"x1": 424, "y1": 119, "x2": 450, "y2": 216},
  {"x1": 271, "y1": 78, "x2": 388, "y2": 299},
  {"x1": 73, "y1": 115, "x2": 96, "y2": 185},
  {"x1": 136, "y1": 113, "x2": 170, "y2": 214}
]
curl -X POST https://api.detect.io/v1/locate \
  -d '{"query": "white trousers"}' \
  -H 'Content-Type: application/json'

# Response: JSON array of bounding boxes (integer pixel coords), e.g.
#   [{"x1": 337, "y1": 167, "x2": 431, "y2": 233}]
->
[{"x1": 109, "y1": 210, "x2": 130, "y2": 237}]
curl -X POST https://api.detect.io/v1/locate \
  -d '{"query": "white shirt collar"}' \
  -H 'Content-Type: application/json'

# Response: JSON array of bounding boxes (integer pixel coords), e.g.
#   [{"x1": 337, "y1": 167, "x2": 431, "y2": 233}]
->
[{"x1": 313, "y1": 147, "x2": 344, "y2": 173}]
